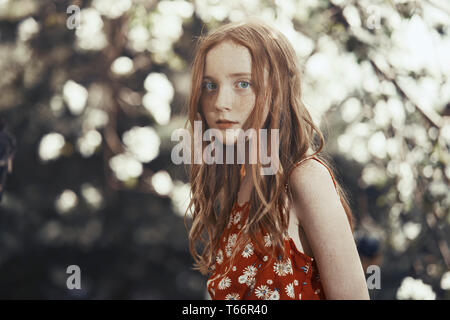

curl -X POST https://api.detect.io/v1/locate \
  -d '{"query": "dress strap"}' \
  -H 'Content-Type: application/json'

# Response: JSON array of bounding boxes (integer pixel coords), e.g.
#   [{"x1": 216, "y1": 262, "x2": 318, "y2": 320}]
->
[
  {"x1": 309, "y1": 157, "x2": 337, "y2": 189},
  {"x1": 285, "y1": 156, "x2": 337, "y2": 191}
]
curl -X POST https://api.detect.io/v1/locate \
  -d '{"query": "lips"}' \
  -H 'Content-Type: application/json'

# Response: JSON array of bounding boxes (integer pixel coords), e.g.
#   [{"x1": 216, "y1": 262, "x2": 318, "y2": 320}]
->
[
  {"x1": 216, "y1": 119, "x2": 238, "y2": 124},
  {"x1": 216, "y1": 119, "x2": 238, "y2": 129}
]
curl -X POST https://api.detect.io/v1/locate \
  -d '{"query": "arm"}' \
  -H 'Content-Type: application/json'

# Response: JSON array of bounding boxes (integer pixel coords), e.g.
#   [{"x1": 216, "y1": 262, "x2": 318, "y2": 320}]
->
[{"x1": 288, "y1": 159, "x2": 370, "y2": 300}]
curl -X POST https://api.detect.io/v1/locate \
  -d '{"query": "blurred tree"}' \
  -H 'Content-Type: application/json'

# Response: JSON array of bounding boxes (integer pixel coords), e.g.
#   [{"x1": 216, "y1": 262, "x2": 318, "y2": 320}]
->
[
  {"x1": 0, "y1": 0, "x2": 449, "y2": 300},
  {"x1": 0, "y1": 117, "x2": 17, "y2": 202}
]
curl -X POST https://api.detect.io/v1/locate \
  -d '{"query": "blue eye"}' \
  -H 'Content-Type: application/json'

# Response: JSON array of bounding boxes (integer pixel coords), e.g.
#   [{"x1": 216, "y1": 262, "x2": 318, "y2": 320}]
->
[
  {"x1": 238, "y1": 81, "x2": 250, "y2": 89},
  {"x1": 202, "y1": 81, "x2": 250, "y2": 92},
  {"x1": 203, "y1": 82, "x2": 216, "y2": 91}
]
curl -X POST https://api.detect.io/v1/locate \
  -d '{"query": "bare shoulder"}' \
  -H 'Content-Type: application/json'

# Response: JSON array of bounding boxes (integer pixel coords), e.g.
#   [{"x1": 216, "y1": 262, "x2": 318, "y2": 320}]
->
[
  {"x1": 288, "y1": 158, "x2": 341, "y2": 218},
  {"x1": 287, "y1": 158, "x2": 369, "y2": 299},
  {"x1": 288, "y1": 158, "x2": 336, "y2": 194}
]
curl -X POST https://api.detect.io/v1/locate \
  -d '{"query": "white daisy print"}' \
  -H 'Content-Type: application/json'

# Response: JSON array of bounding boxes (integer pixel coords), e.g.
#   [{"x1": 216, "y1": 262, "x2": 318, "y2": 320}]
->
[
  {"x1": 273, "y1": 258, "x2": 293, "y2": 276},
  {"x1": 241, "y1": 242, "x2": 254, "y2": 258},
  {"x1": 267, "y1": 279, "x2": 273, "y2": 285},
  {"x1": 218, "y1": 276, "x2": 231, "y2": 290},
  {"x1": 228, "y1": 233, "x2": 237, "y2": 247},
  {"x1": 225, "y1": 293, "x2": 240, "y2": 300},
  {"x1": 282, "y1": 258, "x2": 293, "y2": 275},
  {"x1": 227, "y1": 213, "x2": 234, "y2": 229},
  {"x1": 216, "y1": 249, "x2": 223, "y2": 265},
  {"x1": 238, "y1": 275, "x2": 256, "y2": 288},
  {"x1": 299, "y1": 293, "x2": 302, "y2": 300},
  {"x1": 233, "y1": 212, "x2": 241, "y2": 224},
  {"x1": 242, "y1": 265, "x2": 257, "y2": 277},
  {"x1": 268, "y1": 289, "x2": 280, "y2": 300},
  {"x1": 264, "y1": 233, "x2": 272, "y2": 247},
  {"x1": 285, "y1": 283, "x2": 295, "y2": 298},
  {"x1": 255, "y1": 285, "x2": 271, "y2": 300},
  {"x1": 225, "y1": 245, "x2": 233, "y2": 258},
  {"x1": 238, "y1": 265, "x2": 257, "y2": 287},
  {"x1": 225, "y1": 233, "x2": 238, "y2": 257}
]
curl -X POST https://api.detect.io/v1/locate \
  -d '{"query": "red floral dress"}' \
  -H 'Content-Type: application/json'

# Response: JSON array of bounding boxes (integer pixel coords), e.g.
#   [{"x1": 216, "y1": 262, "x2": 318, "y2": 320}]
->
[
  {"x1": 207, "y1": 157, "x2": 337, "y2": 300},
  {"x1": 207, "y1": 201, "x2": 325, "y2": 300}
]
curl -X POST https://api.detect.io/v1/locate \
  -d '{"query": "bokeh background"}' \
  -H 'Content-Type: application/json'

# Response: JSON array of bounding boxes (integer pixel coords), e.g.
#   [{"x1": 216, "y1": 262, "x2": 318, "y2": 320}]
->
[{"x1": 0, "y1": 0, "x2": 449, "y2": 300}]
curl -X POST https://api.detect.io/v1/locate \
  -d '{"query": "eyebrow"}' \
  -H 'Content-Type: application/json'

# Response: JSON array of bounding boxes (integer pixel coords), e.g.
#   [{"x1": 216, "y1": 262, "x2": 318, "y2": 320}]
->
[{"x1": 202, "y1": 72, "x2": 251, "y2": 80}]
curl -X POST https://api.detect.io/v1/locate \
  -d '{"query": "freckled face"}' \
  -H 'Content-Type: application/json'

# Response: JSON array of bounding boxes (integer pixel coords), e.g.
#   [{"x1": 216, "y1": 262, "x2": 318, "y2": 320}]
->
[{"x1": 200, "y1": 41, "x2": 268, "y2": 145}]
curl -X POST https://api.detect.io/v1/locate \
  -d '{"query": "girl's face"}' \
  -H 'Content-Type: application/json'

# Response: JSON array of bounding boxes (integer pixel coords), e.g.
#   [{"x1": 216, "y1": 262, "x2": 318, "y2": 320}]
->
[{"x1": 200, "y1": 40, "x2": 268, "y2": 145}]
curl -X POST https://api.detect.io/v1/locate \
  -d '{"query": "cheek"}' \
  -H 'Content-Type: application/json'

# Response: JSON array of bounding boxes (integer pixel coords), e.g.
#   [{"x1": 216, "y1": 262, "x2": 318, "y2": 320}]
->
[
  {"x1": 201, "y1": 97, "x2": 215, "y2": 114},
  {"x1": 199, "y1": 96, "x2": 207, "y2": 112},
  {"x1": 200, "y1": 99, "x2": 212, "y2": 121},
  {"x1": 239, "y1": 94, "x2": 256, "y2": 115}
]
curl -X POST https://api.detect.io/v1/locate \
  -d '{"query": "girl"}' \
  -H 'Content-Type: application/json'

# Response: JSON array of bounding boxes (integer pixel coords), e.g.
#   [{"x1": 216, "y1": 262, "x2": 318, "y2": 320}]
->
[{"x1": 184, "y1": 18, "x2": 369, "y2": 300}]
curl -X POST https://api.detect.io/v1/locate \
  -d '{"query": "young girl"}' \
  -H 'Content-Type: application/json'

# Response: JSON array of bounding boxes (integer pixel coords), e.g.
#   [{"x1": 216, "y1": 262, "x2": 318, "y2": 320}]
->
[{"x1": 185, "y1": 18, "x2": 370, "y2": 300}]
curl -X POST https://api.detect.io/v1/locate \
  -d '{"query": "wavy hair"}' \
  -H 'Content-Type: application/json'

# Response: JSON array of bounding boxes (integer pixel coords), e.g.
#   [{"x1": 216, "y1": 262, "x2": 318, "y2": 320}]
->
[{"x1": 184, "y1": 18, "x2": 354, "y2": 276}]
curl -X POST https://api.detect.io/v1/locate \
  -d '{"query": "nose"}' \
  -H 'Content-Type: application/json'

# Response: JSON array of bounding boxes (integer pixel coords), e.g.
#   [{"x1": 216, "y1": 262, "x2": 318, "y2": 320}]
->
[{"x1": 214, "y1": 85, "x2": 232, "y2": 111}]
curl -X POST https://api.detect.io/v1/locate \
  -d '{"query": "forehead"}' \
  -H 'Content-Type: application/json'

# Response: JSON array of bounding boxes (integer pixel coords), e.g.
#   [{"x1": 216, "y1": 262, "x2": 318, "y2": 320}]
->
[{"x1": 204, "y1": 41, "x2": 252, "y2": 76}]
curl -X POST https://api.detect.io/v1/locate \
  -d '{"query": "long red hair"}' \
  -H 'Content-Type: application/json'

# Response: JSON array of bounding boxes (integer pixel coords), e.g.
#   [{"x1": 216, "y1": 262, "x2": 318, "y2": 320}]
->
[{"x1": 184, "y1": 18, "x2": 354, "y2": 276}]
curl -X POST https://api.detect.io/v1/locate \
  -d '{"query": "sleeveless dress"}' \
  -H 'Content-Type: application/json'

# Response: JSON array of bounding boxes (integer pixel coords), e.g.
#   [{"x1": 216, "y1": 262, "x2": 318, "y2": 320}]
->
[{"x1": 206, "y1": 157, "x2": 338, "y2": 300}]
